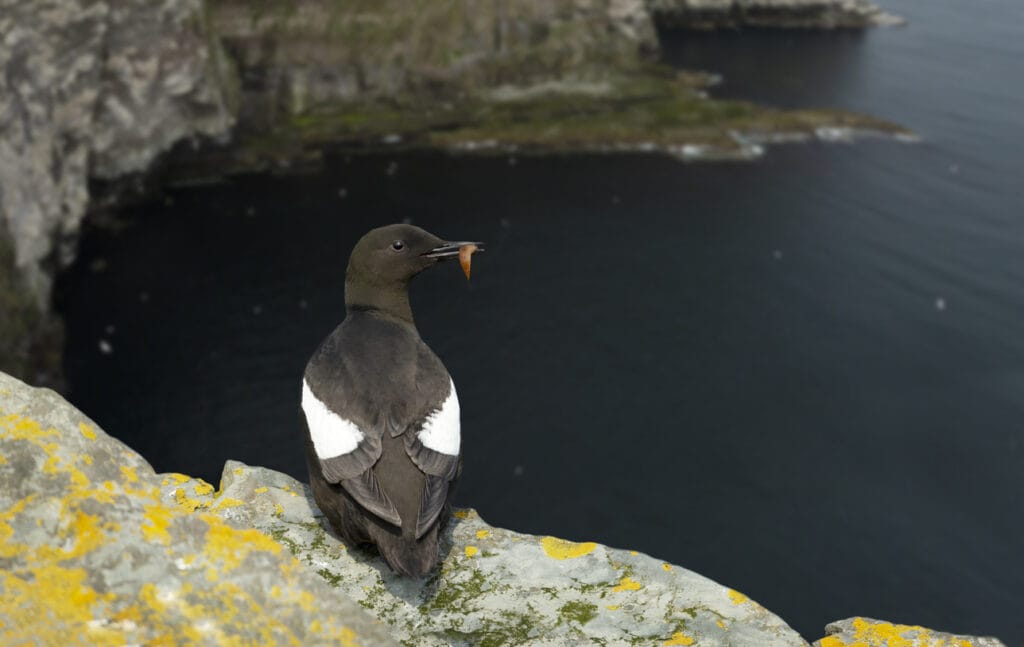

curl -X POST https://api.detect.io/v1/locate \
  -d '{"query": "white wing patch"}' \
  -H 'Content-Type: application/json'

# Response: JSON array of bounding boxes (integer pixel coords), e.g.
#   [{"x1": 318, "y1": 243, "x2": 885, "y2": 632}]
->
[
  {"x1": 302, "y1": 379, "x2": 365, "y2": 459},
  {"x1": 418, "y1": 379, "x2": 461, "y2": 456}
]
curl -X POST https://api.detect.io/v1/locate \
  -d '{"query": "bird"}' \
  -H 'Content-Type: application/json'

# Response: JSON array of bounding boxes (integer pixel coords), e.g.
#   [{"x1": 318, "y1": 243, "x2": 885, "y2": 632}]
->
[{"x1": 300, "y1": 224, "x2": 483, "y2": 577}]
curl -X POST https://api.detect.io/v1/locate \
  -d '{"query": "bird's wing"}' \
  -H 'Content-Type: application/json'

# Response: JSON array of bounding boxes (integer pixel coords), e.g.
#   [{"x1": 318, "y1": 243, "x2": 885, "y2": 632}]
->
[
  {"x1": 404, "y1": 373, "x2": 462, "y2": 538},
  {"x1": 301, "y1": 377, "x2": 401, "y2": 526}
]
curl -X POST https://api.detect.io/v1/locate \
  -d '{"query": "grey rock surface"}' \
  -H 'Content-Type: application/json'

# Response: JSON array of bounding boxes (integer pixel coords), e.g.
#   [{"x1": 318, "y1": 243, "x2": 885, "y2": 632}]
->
[
  {"x1": 171, "y1": 460, "x2": 810, "y2": 647},
  {"x1": 0, "y1": 0, "x2": 235, "y2": 302},
  {"x1": 648, "y1": 0, "x2": 903, "y2": 29},
  {"x1": 0, "y1": 370, "x2": 397, "y2": 646},
  {"x1": 2, "y1": 367, "x2": 1006, "y2": 646},
  {"x1": 814, "y1": 617, "x2": 1007, "y2": 647}
]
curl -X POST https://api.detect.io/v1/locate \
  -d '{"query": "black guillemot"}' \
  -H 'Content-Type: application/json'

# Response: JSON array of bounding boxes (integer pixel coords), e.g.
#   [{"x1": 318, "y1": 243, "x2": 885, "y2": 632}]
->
[{"x1": 300, "y1": 224, "x2": 483, "y2": 577}]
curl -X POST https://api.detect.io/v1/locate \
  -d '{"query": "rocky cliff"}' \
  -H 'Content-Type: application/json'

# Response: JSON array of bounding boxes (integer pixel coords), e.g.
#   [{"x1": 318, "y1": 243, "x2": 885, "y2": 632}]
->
[
  {"x1": 0, "y1": 370, "x2": 1007, "y2": 646},
  {"x1": 0, "y1": 0, "x2": 906, "y2": 385},
  {"x1": 0, "y1": 0, "x2": 235, "y2": 298},
  {"x1": 210, "y1": 0, "x2": 656, "y2": 129},
  {"x1": 0, "y1": 0, "x2": 236, "y2": 384},
  {"x1": 0, "y1": 369, "x2": 394, "y2": 645}
]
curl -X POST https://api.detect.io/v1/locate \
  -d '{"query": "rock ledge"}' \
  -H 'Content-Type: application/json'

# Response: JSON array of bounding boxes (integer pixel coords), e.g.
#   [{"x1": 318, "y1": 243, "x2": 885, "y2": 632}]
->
[{"x1": 1, "y1": 369, "x2": 1006, "y2": 647}]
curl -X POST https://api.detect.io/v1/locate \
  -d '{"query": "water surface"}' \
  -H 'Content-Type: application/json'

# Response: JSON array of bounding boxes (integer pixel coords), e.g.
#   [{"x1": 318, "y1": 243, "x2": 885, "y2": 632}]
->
[{"x1": 59, "y1": 0, "x2": 1023, "y2": 640}]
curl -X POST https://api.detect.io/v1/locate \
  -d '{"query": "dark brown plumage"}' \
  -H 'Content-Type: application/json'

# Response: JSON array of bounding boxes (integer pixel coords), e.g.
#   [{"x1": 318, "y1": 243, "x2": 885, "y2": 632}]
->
[{"x1": 300, "y1": 224, "x2": 481, "y2": 576}]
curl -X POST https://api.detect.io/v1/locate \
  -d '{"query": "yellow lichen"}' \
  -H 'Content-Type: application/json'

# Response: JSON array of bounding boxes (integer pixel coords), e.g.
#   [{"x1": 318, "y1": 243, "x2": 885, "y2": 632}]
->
[
  {"x1": 0, "y1": 563, "x2": 117, "y2": 645},
  {"x1": 254, "y1": 486, "x2": 269, "y2": 494},
  {"x1": 339, "y1": 627, "x2": 360, "y2": 647},
  {"x1": 662, "y1": 563, "x2": 672, "y2": 572},
  {"x1": 0, "y1": 496, "x2": 34, "y2": 558},
  {"x1": 727, "y1": 589, "x2": 749, "y2": 605},
  {"x1": 475, "y1": 529, "x2": 489, "y2": 539},
  {"x1": 0, "y1": 408, "x2": 363, "y2": 646},
  {"x1": 611, "y1": 577, "x2": 642, "y2": 592},
  {"x1": 452, "y1": 509, "x2": 471, "y2": 519},
  {"x1": 663, "y1": 631, "x2": 695, "y2": 646},
  {"x1": 464, "y1": 546, "x2": 478, "y2": 557},
  {"x1": 606, "y1": 605, "x2": 620, "y2": 611},
  {"x1": 840, "y1": 617, "x2": 971, "y2": 647},
  {"x1": 173, "y1": 488, "x2": 210, "y2": 513},
  {"x1": 540, "y1": 536, "x2": 597, "y2": 560},
  {"x1": 142, "y1": 504, "x2": 174, "y2": 544},
  {"x1": 212, "y1": 498, "x2": 245, "y2": 510},
  {"x1": 65, "y1": 510, "x2": 107, "y2": 557},
  {"x1": 202, "y1": 518, "x2": 281, "y2": 571},
  {"x1": 0, "y1": 413, "x2": 57, "y2": 441},
  {"x1": 161, "y1": 473, "x2": 191, "y2": 487},
  {"x1": 42, "y1": 453, "x2": 90, "y2": 491},
  {"x1": 193, "y1": 481, "x2": 215, "y2": 497}
]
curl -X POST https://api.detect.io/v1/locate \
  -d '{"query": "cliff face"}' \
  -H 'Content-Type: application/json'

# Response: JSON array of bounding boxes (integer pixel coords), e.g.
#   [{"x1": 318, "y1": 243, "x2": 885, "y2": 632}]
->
[
  {"x1": 0, "y1": 0, "x2": 904, "y2": 385},
  {"x1": 0, "y1": 0, "x2": 235, "y2": 301},
  {"x1": 209, "y1": 0, "x2": 657, "y2": 131},
  {"x1": 0, "y1": 0, "x2": 236, "y2": 384},
  {"x1": 0, "y1": 0, "x2": 656, "y2": 383},
  {"x1": 0, "y1": 370, "x2": 1007, "y2": 646}
]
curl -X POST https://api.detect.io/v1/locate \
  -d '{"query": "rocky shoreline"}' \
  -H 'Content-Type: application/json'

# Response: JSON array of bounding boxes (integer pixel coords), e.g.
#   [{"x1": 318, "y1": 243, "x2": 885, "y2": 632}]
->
[
  {"x1": 648, "y1": 0, "x2": 904, "y2": 30},
  {"x1": 0, "y1": 0, "x2": 908, "y2": 385},
  {"x1": 0, "y1": 371, "x2": 1006, "y2": 646}
]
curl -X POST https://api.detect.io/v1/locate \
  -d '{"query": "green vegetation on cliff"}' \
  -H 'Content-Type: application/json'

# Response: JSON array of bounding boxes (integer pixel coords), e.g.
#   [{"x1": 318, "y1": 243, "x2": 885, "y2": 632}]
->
[{"x1": 169, "y1": 64, "x2": 907, "y2": 182}]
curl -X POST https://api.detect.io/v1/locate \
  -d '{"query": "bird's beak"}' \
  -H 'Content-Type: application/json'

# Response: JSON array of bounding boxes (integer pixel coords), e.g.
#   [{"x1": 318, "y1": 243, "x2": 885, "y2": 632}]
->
[{"x1": 421, "y1": 241, "x2": 485, "y2": 259}]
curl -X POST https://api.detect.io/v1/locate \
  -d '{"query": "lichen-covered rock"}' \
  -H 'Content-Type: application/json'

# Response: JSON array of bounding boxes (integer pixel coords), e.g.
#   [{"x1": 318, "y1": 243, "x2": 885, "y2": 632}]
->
[
  {"x1": 814, "y1": 617, "x2": 1007, "y2": 647},
  {"x1": 169, "y1": 462, "x2": 809, "y2": 646},
  {"x1": 2, "y1": 368, "x2": 1005, "y2": 646},
  {"x1": 647, "y1": 0, "x2": 903, "y2": 29},
  {"x1": 0, "y1": 371, "x2": 397, "y2": 646}
]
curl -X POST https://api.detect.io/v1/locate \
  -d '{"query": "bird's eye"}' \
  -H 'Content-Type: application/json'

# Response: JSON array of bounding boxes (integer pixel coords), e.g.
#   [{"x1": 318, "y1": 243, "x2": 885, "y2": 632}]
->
[{"x1": 391, "y1": 240, "x2": 405, "y2": 252}]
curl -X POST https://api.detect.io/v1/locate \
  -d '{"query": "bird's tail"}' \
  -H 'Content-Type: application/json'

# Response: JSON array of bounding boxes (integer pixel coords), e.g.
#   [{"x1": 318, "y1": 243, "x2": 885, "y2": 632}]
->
[{"x1": 367, "y1": 521, "x2": 441, "y2": 578}]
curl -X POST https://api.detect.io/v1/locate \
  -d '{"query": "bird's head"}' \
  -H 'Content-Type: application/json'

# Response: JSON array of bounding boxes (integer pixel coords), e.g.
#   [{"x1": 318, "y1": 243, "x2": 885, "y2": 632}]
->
[
  {"x1": 344, "y1": 224, "x2": 484, "y2": 320},
  {"x1": 346, "y1": 224, "x2": 483, "y2": 285}
]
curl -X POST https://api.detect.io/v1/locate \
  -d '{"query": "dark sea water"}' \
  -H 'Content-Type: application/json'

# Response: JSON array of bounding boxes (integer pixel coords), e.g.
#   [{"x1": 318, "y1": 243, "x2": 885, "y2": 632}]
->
[{"x1": 58, "y1": 0, "x2": 1022, "y2": 641}]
